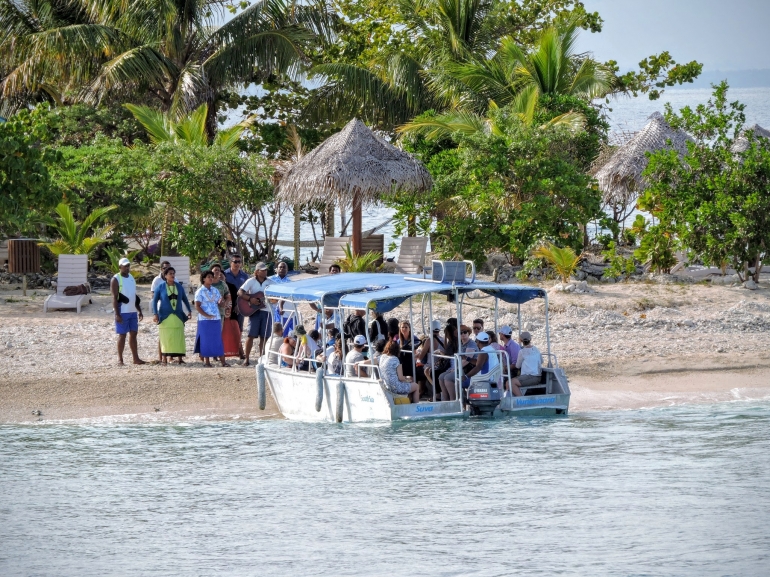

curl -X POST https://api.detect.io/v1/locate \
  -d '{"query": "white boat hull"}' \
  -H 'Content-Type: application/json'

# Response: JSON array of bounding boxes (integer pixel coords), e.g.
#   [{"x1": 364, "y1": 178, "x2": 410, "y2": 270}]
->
[{"x1": 261, "y1": 362, "x2": 570, "y2": 422}]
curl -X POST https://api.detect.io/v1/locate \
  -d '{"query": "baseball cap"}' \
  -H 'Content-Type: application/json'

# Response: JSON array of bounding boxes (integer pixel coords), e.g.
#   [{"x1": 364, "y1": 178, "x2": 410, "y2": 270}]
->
[
  {"x1": 520, "y1": 331, "x2": 532, "y2": 342},
  {"x1": 499, "y1": 325, "x2": 513, "y2": 336},
  {"x1": 431, "y1": 319, "x2": 442, "y2": 331},
  {"x1": 255, "y1": 262, "x2": 268, "y2": 271},
  {"x1": 476, "y1": 331, "x2": 490, "y2": 343},
  {"x1": 118, "y1": 258, "x2": 131, "y2": 266},
  {"x1": 353, "y1": 335, "x2": 367, "y2": 346}
]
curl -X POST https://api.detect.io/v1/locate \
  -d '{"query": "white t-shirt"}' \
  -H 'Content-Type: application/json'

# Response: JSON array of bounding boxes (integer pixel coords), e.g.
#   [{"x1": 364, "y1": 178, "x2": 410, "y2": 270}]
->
[
  {"x1": 150, "y1": 274, "x2": 164, "y2": 293},
  {"x1": 267, "y1": 335, "x2": 282, "y2": 365},
  {"x1": 240, "y1": 277, "x2": 273, "y2": 312},
  {"x1": 114, "y1": 273, "x2": 137, "y2": 314},
  {"x1": 345, "y1": 349, "x2": 365, "y2": 377},
  {"x1": 516, "y1": 346, "x2": 542, "y2": 376},
  {"x1": 481, "y1": 345, "x2": 500, "y2": 374}
]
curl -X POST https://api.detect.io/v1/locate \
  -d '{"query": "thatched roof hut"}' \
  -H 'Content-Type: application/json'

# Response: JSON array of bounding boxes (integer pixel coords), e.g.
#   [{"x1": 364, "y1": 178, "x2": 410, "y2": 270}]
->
[
  {"x1": 595, "y1": 112, "x2": 692, "y2": 206},
  {"x1": 731, "y1": 124, "x2": 770, "y2": 153},
  {"x1": 276, "y1": 118, "x2": 432, "y2": 205},
  {"x1": 275, "y1": 118, "x2": 432, "y2": 254}
]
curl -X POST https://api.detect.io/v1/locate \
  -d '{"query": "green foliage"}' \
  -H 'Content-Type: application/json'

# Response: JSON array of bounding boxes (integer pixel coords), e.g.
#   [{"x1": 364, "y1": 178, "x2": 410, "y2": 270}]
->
[
  {"x1": 48, "y1": 138, "x2": 156, "y2": 238},
  {"x1": 398, "y1": 111, "x2": 601, "y2": 265},
  {"x1": 642, "y1": 82, "x2": 770, "y2": 281},
  {"x1": 29, "y1": 104, "x2": 147, "y2": 147},
  {"x1": 602, "y1": 241, "x2": 636, "y2": 280},
  {"x1": 40, "y1": 202, "x2": 116, "y2": 259},
  {"x1": 167, "y1": 220, "x2": 222, "y2": 265},
  {"x1": 607, "y1": 52, "x2": 703, "y2": 100},
  {"x1": 0, "y1": 108, "x2": 62, "y2": 237},
  {"x1": 96, "y1": 247, "x2": 142, "y2": 278},
  {"x1": 633, "y1": 223, "x2": 677, "y2": 274},
  {"x1": 338, "y1": 243, "x2": 381, "y2": 272},
  {"x1": 532, "y1": 243, "x2": 581, "y2": 283}
]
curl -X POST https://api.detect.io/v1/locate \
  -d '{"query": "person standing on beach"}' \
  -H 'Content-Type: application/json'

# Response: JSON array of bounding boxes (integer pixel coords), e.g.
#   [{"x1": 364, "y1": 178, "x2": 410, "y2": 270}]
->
[
  {"x1": 269, "y1": 261, "x2": 294, "y2": 335},
  {"x1": 224, "y1": 254, "x2": 248, "y2": 332},
  {"x1": 238, "y1": 262, "x2": 273, "y2": 366},
  {"x1": 111, "y1": 258, "x2": 145, "y2": 366},
  {"x1": 194, "y1": 270, "x2": 228, "y2": 367},
  {"x1": 151, "y1": 260, "x2": 171, "y2": 362},
  {"x1": 151, "y1": 266, "x2": 191, "y2": 365}
]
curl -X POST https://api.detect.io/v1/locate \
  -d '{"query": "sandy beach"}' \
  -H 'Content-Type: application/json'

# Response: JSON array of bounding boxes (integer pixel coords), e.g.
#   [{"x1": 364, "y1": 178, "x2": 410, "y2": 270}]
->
[{"x1": 1, "y1": 278, "x2": 769, "y2": 423}]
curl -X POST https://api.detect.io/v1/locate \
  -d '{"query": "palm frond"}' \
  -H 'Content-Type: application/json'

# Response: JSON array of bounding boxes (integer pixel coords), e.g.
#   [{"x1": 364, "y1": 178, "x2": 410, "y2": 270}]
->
[
  {"x1": 125, "y1": 104, "x2": 174, "y2": 143},
  {"x1": 174, "y1": 103, "x2": 208, "y2": 145},
  {"x1": 398, "y1": 110, "x2": 489, "y2": 141},
  {"x1": 215, "y1": 116, "x2": 255, "y2": 150}
]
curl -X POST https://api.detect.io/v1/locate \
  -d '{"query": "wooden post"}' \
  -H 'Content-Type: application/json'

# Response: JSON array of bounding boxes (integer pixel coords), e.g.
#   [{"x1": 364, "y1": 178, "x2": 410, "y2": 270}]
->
[
  {"x1": 325, "y1": 203, "x2": 335, "y2": 237},
  {"x1": 352, "y1": 192, "x2": 362, "y2": 256},
  {"x1": 294, "y1": 204, "x2": 301, "y2": 268}
]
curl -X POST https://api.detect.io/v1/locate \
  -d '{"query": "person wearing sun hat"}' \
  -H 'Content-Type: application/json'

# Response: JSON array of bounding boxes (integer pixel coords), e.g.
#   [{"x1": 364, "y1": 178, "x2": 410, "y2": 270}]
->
[{"x1": 111, "y1": 257, "x2": 145, "y2": 366}]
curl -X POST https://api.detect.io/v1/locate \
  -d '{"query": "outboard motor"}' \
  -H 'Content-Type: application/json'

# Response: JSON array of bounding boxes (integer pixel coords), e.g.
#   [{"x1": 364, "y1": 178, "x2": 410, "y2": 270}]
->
[{"x1": 466, "y1": 380, "x2": 502, "y2": 417}]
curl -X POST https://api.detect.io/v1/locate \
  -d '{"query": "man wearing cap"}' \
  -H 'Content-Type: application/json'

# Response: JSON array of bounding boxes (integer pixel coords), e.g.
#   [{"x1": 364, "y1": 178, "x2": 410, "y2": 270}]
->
[
  {"x1": 498, "y1": 325, "x2": 521, "y2": 377},
  {"x1": 345, "y1": 335, "x2": 369, "y2": 378},
  {"x1": 238, "y1": 262, "x2": 273, "y2": 366},
  {"x1": 462, "y1": 331, "x2": 499, "y2": 387},
  {"x1": 111, "y1": 258, "x2": 145, "y2": 365},
  {"x1": 509, "y1": 331, "x2": 541, "y2": 395}
]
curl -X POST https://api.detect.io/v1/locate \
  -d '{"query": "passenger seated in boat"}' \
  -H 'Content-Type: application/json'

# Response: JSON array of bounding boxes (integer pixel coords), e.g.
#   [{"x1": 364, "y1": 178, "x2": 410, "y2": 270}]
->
[
  {"x1": 416, "y1": 320, "x2": 445, "y2": 368},
  {"x1": 293, "y1": 325, "x2": 312, "y2": 371},
  {"x1": 397, "y1": 321, "x2": 422, "y2": 378},
  {"x1": 498, "y1": 325, "x2": 520, "y2": 378},
  {"x1": 369, "y1": 308, "x2": 388, "y2": 343},
  {"x1": 438, "y1": 324, "x2": 476, "y2": 401},
  {"x1": 486, "y1": 331, "x2": 503, "y2": 351},
  {"x1": 345, "y1": 335, "x2": 369, "y2": 378},
  {"x1": 279, "y1": 331, "x2": 297, "y2": 368},
  {"x1": 370, "y1": 337, "x2": 387, "y2": 369},
  {"x1": 509, "y1": 331, "x2": 541, "y2": 396},
  {"x1": 379, "y1": 340, "x2": 420, "y2": 404},
  {"x1": 461, "y1": 332, "x2": 499, "y2": 389},
  {"x1": 325, "y1": 340, "x2": 343, "y2": 375},
  {"x1": 431, "y1": 323, "x2": 457, "y2": 401},
  {"x1": 343, "y1": 309, "x2": 367, "y2": 344},
  {"x1": 387, "y1": 317, "x2": 400, "y2": 341},
  {"x1": 266, "y1": 322, "x2": 284, "y2": 365}
]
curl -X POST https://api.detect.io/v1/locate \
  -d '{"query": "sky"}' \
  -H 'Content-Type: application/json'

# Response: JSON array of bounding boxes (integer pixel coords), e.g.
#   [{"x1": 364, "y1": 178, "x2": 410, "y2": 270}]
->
[{"x1": 578, "y1": 0, "x2": 770, "y2": 73}]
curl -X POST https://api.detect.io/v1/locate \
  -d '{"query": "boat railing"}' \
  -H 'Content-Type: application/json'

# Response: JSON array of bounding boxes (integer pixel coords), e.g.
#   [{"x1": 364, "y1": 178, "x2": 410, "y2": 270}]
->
[
  {"x1": 544, "y1": 353, "x2": 559, "y2": 368},
  {"x1": 453, "y1": 350, "x2": 512, "y2": 403}
]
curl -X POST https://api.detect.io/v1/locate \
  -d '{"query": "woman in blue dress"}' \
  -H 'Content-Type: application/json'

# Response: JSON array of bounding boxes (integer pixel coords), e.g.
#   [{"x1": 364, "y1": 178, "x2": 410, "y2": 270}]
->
[{"x1": 194, "y1": 270, "x2": 227, "y2": 367}]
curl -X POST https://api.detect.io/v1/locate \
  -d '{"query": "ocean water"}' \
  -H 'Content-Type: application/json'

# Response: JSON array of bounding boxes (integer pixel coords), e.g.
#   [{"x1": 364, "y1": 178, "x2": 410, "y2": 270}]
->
[
  {"x1": 1, "y1": 401, "x2": 769, "y2": 576},
  {"x1": 284, "y1": 87, "x2": 770, "y2": 263}
]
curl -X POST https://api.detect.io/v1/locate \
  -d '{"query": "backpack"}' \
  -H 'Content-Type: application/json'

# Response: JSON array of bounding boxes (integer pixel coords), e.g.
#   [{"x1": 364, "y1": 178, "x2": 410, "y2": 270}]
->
[{"x1": 344, "y1": 313, "x2": 365, "y2": 342}]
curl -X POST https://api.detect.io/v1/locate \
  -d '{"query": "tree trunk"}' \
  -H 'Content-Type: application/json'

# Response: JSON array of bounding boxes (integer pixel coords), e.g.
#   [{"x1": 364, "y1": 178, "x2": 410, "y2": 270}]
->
[
  {"x1": 352, "y1": 192, "x2": 362, "y2": 256},
  {"x1": 294, "y1": 204, "x2": 301, "y2": 269},
  {"x1": 407, "y1": 214, "x2": 416, "y2": 237},
  {"x1": 325, "y1": 203, "x2": 335, "y2": 237}
]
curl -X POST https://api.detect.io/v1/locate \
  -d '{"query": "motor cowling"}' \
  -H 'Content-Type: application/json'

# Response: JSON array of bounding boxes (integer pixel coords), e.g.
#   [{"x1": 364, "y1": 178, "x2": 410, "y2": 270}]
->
[{"x1": 466, "y1": 380, "x2": 502, "y2": 417}]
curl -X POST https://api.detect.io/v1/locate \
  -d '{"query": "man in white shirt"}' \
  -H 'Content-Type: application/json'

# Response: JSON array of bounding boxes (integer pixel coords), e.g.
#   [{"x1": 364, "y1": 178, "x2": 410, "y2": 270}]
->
[
  {"x1": 270, "y1": 261, "x2": 294, "y2": 336},
  {"x1": 238, "y1": 262, "x2": 273, "y2": 365},
  {"x1": 111, "y1": 258, "x2": 145, "y2": 366},
  {"x1": 345, "y1": 335, "x2": 369, "y2": 378},
  {"x1": 150, "y1": 260, "x2": 171, "y2": 294},
  {"x1": 510, "y1": 331, "x2": 542, "y2": 396}
]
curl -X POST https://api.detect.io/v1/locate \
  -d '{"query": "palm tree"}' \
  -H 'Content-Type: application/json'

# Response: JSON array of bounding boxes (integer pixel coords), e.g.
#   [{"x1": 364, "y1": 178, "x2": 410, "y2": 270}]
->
[
  {"x1": 398, "y1": 22, "x2": 609, "y2": 140},
  {"x1": 39, "y1": 202, "x2": 116, "y2": 260},
  {"x1": 532, "y1": 243, "x2": 582, "y2": 284},
  {"x1": 308, "y1": 0, "x2": 501, "y2": 129},
  {"x1": 124, "y1": 103, "x2": 253, "y2": 149},
  {"x1": 0, "y1": 0, "x2": 332, "y2": 131}
]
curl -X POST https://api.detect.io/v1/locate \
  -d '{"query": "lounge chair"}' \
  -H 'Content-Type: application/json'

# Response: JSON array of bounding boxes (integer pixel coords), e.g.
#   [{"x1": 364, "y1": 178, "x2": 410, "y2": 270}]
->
[
  {"x1": 393, "y1": 237, "x2": 429, "y2": 275},
  {"x1": 318, "y1": 237, "x2": 351, "y2": 274},
  {"x1": 160, "y1": 256, "x2": 193, "y2": 294},
  {"x1": 44, "y1": 254, "x2": 91, "y2": 313},
  {"x1": 0, "y1": 240, "x2": 8, "y2": 268}
]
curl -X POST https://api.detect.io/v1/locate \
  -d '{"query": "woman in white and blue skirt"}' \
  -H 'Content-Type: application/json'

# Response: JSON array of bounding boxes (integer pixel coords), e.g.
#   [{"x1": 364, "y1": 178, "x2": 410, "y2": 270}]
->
[{"x1": 194, "y1": 270, "x2": 227, "y2": 367}]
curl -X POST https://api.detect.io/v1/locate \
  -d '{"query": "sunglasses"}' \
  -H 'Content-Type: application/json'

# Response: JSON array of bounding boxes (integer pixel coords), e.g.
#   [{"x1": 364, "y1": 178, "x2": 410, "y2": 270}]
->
[
  {"x1": 232, "y1": 260, "x2": 242, "y2": 264},
  {"x1": 461, "y1": 330, "x2": 470, "y2": 335}
]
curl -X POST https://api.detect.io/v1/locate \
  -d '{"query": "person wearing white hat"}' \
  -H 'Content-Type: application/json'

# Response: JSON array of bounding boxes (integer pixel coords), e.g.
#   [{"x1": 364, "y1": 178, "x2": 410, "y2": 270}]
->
[
  {"x1": 415, "y1": 319, "x2": 446, "y2": 374},
  {"x1": 498, "y1": 325, "x2": 520, "y2": 379},
  {"x1": 461, "y1": 331, "x2": 499, "y2": 388},
  {"x1": 111, "y1": 257, "x2": 145, "y2": 365},
  {"x1": 508, "y1": 331, "x2": 542, "y2": 396},
  {"x1": 345, "y1": 334, "x2": 369, "y2": 378},
  {"x1": 238, "y1": 261, "x2": 273, "y2": 366}
]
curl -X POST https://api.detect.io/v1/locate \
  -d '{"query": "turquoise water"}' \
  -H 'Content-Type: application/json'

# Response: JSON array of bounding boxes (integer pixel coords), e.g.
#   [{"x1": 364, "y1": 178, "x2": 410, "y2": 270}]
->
[{"x1": 2, "y1": 402, "x2": 769, "y2": 576}]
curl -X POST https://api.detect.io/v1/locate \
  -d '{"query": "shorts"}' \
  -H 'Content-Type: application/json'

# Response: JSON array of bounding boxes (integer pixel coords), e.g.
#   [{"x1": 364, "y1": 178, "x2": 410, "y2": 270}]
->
[
  {"x1": 389, "y1": 381, "x2": 413, "y2": 395},
  {"x1": 518, "y1": 373, "x2": 542, "y2": 387},
  {"x1": 115, "y1": 312, "x2": 138, "y2": 335},
  {"x1": 247, "y1": 310, "x2": 271, "y2": 339}
]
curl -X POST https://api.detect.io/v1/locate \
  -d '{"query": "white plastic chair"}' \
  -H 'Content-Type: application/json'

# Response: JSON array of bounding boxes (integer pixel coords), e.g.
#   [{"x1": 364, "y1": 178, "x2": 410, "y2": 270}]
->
[
  {"x1": 44, "y1": 254, "x2": 90, "y2": 313},
  {"x1": 394, "y1": 237, "x2": 429, "y2": 275}
]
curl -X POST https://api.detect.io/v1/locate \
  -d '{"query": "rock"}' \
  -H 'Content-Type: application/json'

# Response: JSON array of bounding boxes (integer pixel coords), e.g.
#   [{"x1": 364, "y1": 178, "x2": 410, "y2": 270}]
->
[
  {"x1": 575, "y1": 270, "x2": 587, "y2": 281},
  {"x1": 581, "y1": 263, "x2": 607, "y2": 277},
  {"x1": 743, "y1": 279, "x2": 758, "y2": 290},
  {"x1": 682, "y1": 320, "x2": 695, "y2": 327},
  {"x1": 6, "y1": 342, "x2": 12, "y2": 348}
]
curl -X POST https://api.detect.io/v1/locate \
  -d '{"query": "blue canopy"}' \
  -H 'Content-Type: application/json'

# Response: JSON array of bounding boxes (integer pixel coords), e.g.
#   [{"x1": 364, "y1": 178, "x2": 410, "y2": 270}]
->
[{"x1": 264, "y1": 273, "x2": 545, "y2": 312}]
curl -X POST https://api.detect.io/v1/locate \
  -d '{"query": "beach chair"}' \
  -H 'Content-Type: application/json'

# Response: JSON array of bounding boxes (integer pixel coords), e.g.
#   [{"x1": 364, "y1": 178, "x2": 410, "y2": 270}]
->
[
  {"x1": 361, "y1": 234, "x2": 384, "y2": 266},
  {"x1": 318, "y1": 237, "x2": 351, "y2": 274},
  {"x1": 160, "y1": 256, "x2": 193, "y2": 294},
  {"x1": 44, "y1": 254, "x2": 90, "y2": 313},
  {"x1": 393, "y1": 237, "x2": 429, "y2": 275},
  {"x1": 0, "y1": 240, "x2": 8, "y2": 268}
]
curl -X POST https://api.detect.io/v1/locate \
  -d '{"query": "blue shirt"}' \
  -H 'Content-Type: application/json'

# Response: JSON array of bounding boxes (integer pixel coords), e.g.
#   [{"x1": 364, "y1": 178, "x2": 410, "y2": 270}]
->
[{"x1": 224, "y1": 268, "x2": 248, "y2": 289}]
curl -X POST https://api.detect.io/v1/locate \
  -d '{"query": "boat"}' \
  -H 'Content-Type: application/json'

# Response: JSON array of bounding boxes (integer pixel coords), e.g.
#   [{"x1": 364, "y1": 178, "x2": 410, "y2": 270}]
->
[{"x1": 256, "y1": 262, "x2": 570, "y2": 422}]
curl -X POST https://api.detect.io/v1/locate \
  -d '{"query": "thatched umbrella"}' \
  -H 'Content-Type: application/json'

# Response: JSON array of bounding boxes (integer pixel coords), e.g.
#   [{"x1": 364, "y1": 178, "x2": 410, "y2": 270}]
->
[
  {"x1": 596, "y1": 112, "x2": 692, "y2": 207},
  {"x1": 275, "y1": 118, "x2": 432, "y2": 255},
  {"x1": 731, "y1": 124, "x2": 770, "y2": 154}
]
